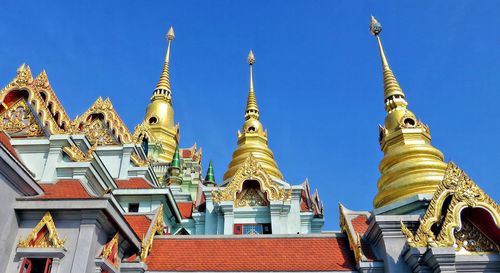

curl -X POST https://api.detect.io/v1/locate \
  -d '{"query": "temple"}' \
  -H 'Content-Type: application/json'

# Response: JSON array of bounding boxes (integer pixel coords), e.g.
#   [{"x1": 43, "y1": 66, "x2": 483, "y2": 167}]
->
[{"x1": 0, "y1": 17, "x2": 498, "y2": 273}]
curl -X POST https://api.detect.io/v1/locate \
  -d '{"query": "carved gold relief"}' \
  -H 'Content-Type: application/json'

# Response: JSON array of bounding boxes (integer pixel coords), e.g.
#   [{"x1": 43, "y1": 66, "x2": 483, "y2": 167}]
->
[
  {"x1": 454, "y1": 218, "x2": 499, "y2": 252},
  {"x1": 401, "y1": 162, "x2": 500, "y2": 250},
  {"x1": 81, "y1": 118, "x2": 116, "y2": 145},
  {"x1": 235, "y1": 187, "x2": 269, "y2": 207},
  {"x1": 18, "y1": 211, "x2": 65, "y2": 248},
  {"x1": 212, "y1": 153, "x2": 290, "y2": 203},
  {"x1": 63, "y1": 142, "x2": 97, "y2": 162},
  {"x1": 0, "y1": 98, "x2": 43, "y2": 137}
]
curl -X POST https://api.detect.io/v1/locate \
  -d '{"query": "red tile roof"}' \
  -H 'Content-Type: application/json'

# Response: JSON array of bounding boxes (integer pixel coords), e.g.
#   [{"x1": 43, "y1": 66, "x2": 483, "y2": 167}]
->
[
  {"x1": 146, "y1": 236, "x2": 355, "y2": 271},
  {"x1": 116, "y1": 178, "x2": 154, "y2": 189},
  {"x1": 39, "y1": 179, "x2": 93, "y2": 199},
  {"x1": 0, "y1": 131, "x2": 21, "y2": 161},
  {"x1": 351, "y1": 215, "x2": 369, "y2": 234},
  {"x1": 177, "y1": 202, "x2": 193, "y2": 219},
  {"x1": 124, "y1": 215, "x2": 152, "y2": 239}
]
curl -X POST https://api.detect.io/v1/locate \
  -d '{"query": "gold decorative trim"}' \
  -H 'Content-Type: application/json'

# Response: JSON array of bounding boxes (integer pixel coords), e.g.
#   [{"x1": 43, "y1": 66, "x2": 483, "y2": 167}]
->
[
  {"x1": 131, "y1": 153, "x2": 149, "y2": 167},
  {"x1": 140, "y1": 205, "x2": 165, "y2": 261},
  {"x1": 101, "y1": 233, "x2": 120, "y2": 267},
  {"x1": 213, "y1": 153, "x2": 290, "y2": 203},
  {"x1": 401, "y1": 161, "x2": 500, "y2": 250},
  {"x1": 63, "y1": 142, "x2": 97, "y2": 162},
  {"x1": 18, "y1": 211, "x2": 65, "y2": 248},
  {"x1": 339, "y1": 204, "x2": 363, "y2": 263}
]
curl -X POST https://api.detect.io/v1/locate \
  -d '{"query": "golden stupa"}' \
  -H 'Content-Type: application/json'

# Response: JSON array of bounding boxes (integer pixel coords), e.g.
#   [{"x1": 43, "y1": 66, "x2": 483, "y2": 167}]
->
[
  {"x1": 142, "y1": 26, "x2": 179, "y2": 162},
  {"x1": 223, "y1": 50, "x2": 283, "y2": 182},
  {"x1": 370, "y1": 16, "x2": 447, "y2": 208}
]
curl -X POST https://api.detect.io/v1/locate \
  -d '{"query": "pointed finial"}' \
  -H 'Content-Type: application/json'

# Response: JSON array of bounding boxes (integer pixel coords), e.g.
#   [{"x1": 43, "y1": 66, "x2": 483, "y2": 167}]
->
[
  {"x1": 247, "y1": 50, "x2": 255, "y2": 65},
  {"x1": 369, "y1": 16, "x2": 407, "y2": 112},
  {"x1": 245, "y1": 50, "x2": 259, "y2": 120},
  {"x1": 204, "y1": 160, "x2": 216, "y2": 185},
  {"x1": 171, "y1": 146, "x2": 180, "y2": 169},
  {"x1": 167, "y1": 26, "x2": 175, "y2": 41},
  {"x1": 154, "y1": 26, "x2": 174, "y2": 95},
  {"x1": 369, "y1": 16, "x2": 382, "y2": 36}
]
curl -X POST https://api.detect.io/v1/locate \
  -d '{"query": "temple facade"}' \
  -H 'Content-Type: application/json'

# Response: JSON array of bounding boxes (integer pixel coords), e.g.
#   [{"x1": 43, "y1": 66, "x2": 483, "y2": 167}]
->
[{"x1": 0, "y1": 16, "x2": 498, "y2": 273}]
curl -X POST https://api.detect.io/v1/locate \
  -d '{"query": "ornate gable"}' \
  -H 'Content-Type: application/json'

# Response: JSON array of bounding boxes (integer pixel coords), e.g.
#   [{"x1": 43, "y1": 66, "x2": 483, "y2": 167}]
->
[
  {"x1": 0, "y1": 65, "x2": 67, "y2": 135},
  {"x1": 212, "y1": 153, "x2": 290, "y2": 203},
  {"x1": 401, "y1": 161, "x2": 500, "y2": 252},
  {"x1": 71, "y1": 97, "x2": 132, "y2": 145},
  {"x1": 18, "y1": 211, "x2": 65, "y2": 248}
]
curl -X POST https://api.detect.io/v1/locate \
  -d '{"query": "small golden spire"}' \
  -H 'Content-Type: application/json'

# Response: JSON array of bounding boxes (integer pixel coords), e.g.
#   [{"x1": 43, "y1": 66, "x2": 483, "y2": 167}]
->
[
  {"x1": 154, "y1": 26, "x2": 175, "y2": 95},
  {"x1": 245, "y1": 50, "x2": 259, "y2": 120},
  {"x1": 369, "y1": 16, "x2": 407, "y2": 112}
]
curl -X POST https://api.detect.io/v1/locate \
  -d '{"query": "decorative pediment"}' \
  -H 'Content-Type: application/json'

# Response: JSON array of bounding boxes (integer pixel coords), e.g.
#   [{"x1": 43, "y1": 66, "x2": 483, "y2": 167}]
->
[
  {"x1": 140, "y1": 205, "x2": 165, "y2": 261},
  {"x1": 235, "y1": 187, "x2": 269, "y2": 207},
  {"x1": 212, "y1": 153, "x2": 290, "y2": 203},
  {"x1": 0, "y1": 65, "x2": 68, "y2": 135},
  {"x1": 70, "y1": 97, "x2": 132, "y2": 145},
  {"x1": 401, "y1": 161, "x2": 500, "y2": 252},
  {"x1": 18, "y1": 211, "x2": 65, "y2": 248},
  {"x1": 0, "y1": 98, "x2": 44, "y2": 137},
  {"x1": 101, "y1": 233, "x2": 120, "y2": 267}
]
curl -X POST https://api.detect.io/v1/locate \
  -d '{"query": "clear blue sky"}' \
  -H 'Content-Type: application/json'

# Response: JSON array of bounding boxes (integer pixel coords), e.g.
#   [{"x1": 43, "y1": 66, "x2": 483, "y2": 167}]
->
[{"x1": 1, "y1": 1, "x2": 499, "y2": 230}]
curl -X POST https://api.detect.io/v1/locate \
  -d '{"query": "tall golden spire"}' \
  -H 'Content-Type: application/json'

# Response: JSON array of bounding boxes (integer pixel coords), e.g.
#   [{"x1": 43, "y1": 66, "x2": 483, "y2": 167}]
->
[
  {"x1": 370, "y1": 16, "x2": 447, "y2": 210},
  {"x1": 154, "y1": 26, "x2": 175, "y2": 96},
  {"x1": 370, "y1": 16, "x2": 407, "y2": 113},
  {"x1": 245, "y1": 50, "x2": 259, "y2": 120},
  {"x1": 223, "y1": 50, "x2": 283, "y2": 182},
  {"x1": 139, "y1": 26, "x2": 179, "y2": 163}
]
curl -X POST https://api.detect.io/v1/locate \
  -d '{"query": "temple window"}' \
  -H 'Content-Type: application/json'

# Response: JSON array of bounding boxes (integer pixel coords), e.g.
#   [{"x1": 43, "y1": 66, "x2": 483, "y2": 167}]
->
[
  {"x1": 128, "y1": 203, "x2": 139, "y2": 212},
  {"x1": 233, "y1": 224, "x2": 272, "y2": 235},
  {"x1": 18, "y1": 258, "x2": 52, "y2": 273}
]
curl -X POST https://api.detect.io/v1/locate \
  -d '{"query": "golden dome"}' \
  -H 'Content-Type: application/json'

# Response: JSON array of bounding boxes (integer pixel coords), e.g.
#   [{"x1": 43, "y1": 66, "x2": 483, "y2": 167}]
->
[
  {"x1": 370, "y1": 17, "x2": 447, "y2": 209},
  {"x1": 223, "y1": 51, "x2": 283, "y2": 182}
]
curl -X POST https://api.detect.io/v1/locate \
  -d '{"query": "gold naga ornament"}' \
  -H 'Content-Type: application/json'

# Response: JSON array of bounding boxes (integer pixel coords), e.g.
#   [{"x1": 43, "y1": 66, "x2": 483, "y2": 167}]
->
[
  {"x1": 369, "y1": 16, "x2": 447, "y2": 208},
  {"x1": 223, "y1": 50, "x2": 283, "y2": 182},
  {"x1": 138, "y1": 26, "x2": 179, "y2": 162},
  {"x1": 213, "y1": 153, "x2": 290, "y2": 204},
  {"x1": 18, "y1": 211, "x2": 65, "y2": 248},
  {"x1": 400, "y1": 162, "x2": 500, "y2": 252},
  {"x1": 140, "y1": 205, "x2": 166, "y2": 261},
  {"x1": 101, "y1": 233, "x2": 120, "y2": 268},
  {"x1": 63, "y1": 141, "x2": 98, "y2": 162}
]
